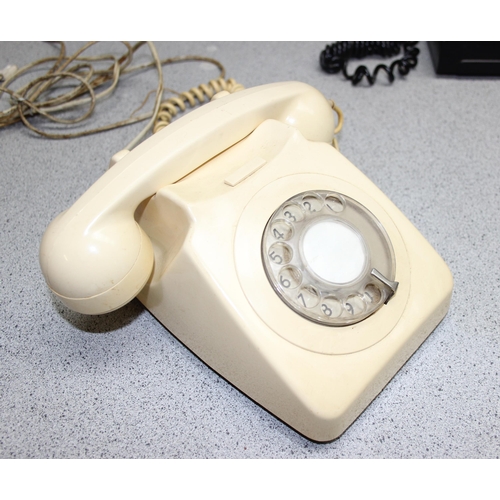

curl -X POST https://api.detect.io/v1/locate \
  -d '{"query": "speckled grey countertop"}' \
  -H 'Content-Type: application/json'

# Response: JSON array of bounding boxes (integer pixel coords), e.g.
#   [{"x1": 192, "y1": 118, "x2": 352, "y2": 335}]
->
[{"x1": 1, "y1": 41, "x2": 499, "y2": 458}]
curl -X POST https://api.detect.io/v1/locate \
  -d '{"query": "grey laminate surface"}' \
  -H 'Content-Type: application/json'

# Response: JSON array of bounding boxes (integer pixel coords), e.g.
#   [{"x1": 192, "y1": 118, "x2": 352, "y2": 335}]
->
[{"x1": 1, "y1": 41, "x2": 499, "y2": 458}]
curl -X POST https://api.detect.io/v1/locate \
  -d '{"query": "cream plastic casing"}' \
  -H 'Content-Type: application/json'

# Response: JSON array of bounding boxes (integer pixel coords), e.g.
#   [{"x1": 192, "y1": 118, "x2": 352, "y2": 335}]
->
[
  {"x1": 136, "y1": 119, "x2": 452, "y2": 441},
  {"x1": 40, "y1": 82, "x2": 453, "y2": 441}
]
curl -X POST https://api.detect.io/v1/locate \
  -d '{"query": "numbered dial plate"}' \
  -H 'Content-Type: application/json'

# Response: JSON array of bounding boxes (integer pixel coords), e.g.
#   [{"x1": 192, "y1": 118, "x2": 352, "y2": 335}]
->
[{"x1": 262, "y1": 190, "x2": 398, "y2": 326}]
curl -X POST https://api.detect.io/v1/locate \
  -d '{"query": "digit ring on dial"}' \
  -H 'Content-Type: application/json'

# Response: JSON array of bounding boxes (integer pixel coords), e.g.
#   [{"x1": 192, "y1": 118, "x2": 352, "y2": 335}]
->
[{"x1": 261, "y1": 190, "x2": 399, "y2": 326}]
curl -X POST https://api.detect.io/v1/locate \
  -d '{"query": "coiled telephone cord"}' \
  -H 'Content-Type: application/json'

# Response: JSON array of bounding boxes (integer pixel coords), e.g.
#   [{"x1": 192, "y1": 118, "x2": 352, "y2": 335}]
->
[
  {"x1": 320, "y1": 42, "x2": 419, "y2": 85},
  {"x1": 153, "y1": 77, "x2": 245, "y2": 133},
  {"x1": 153, "y1": 81, "x2": 343, "y2": 149},
  {"x1": 328, "y1": 99, "x2": 343, "y2": 150}
]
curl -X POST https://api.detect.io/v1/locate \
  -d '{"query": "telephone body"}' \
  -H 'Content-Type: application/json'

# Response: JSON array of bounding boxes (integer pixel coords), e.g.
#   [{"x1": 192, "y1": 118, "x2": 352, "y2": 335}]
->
[{"x1": 40, "y1": 82, "x2": 453, "y2": 442}]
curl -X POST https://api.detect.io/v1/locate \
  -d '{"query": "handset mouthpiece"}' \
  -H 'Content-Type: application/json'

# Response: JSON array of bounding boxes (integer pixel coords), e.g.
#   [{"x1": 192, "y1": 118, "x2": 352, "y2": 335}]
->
[{"x1": 40, "y1": 212, "x2": 154, "y2": 314}]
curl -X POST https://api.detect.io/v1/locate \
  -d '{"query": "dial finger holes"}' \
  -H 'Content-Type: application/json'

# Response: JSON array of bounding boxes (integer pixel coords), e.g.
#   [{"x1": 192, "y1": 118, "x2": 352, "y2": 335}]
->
[
  {"x1": 345, "y1": 294, "x2": 366, "y2": 316},
  {"x1": 301, "y1": 193, "x2": 323, "y2": 213},
  {"x1": 363, "y1": 284, "x2": 382, "y2": 305},
  {"x1": 320, "y1": 296, "x2": 342, "y2": 318},
  {"x1": 279, "y1": 266, "x2": 302, "y2": 290},
  {"x1": 325, "y1": 194, "x2": 345, "y2": 213},
  {"x1": 281, "y1": 203, "x2": 305, "y2": 223},
  {"x1": 268, "y1": 243, "x2": 292, "y2": 266},
  {"x1": 262, "y1": 189, "x2": 396, "y2": 327},
  {"x1": 296, "y1": 285, "x2": 320, "y2": 309},
  {"x1": 270, "y1": 219, "x2": 293, "y2": 241}
]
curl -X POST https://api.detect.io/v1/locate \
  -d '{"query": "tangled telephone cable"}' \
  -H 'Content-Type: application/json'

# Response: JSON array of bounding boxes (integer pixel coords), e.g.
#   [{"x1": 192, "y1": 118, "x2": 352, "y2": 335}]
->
[
  {"x1": 320, "y1": 42, "x2": 420, "y2": 85},
  {"x1": 1, "y1": 41, "x2": 344, "y2": 151},
  {"x1": 0, "y1": 41, "x2": 245, "y2": 150}
]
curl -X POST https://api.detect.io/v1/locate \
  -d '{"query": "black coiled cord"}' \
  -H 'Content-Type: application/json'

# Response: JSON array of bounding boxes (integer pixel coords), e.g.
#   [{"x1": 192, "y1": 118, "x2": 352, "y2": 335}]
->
[{"x1": 320, "y1": 42, "x2": 420, "y2": 85}]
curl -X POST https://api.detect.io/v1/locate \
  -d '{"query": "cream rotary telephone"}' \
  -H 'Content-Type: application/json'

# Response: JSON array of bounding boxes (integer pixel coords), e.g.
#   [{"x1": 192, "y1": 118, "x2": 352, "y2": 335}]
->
[{"x1": 40, "y1": 82, "x2": 453, "y2": 442}]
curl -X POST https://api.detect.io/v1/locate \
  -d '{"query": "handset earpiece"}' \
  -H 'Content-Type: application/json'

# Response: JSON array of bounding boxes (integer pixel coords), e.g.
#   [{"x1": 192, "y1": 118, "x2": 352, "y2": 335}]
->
[{"x1": 40, "y1": 81, "x2": 336, "y2": 314}]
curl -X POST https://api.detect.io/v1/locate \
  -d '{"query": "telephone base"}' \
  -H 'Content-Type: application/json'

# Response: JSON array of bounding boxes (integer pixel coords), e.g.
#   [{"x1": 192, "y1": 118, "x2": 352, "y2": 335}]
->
[{"x1": 136, "y1": 119, "x2": 453, "y2": 441}]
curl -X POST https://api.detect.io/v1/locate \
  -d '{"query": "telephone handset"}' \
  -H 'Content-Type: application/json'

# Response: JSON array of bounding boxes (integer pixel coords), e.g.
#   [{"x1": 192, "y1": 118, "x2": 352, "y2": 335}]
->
[
  {"x1": 40, "y1": 82, "x2": 453, "y2": 441},
  {"x1": 39, "y1": 82, "x2": 335, "y2": 315}
]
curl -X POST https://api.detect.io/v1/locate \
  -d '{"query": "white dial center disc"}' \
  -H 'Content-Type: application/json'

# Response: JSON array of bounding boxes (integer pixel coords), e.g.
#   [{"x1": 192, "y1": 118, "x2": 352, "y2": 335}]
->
[{"x1": 302, "y1": 220, "x2": 367, "y2": 284}]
